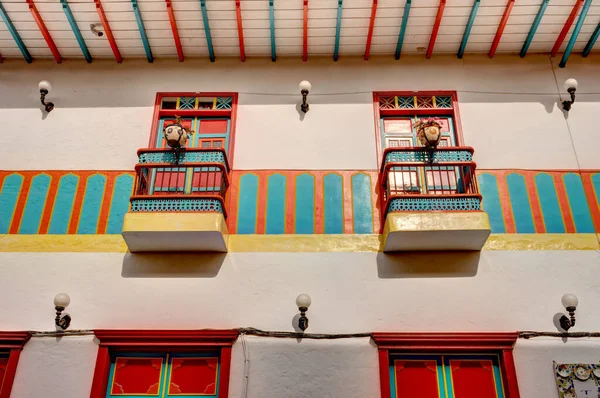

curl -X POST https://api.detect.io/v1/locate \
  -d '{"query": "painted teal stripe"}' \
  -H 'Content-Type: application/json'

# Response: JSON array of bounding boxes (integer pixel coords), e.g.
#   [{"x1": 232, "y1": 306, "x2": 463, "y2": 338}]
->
[
  {"x1": 351, "y1": 173, "x2": 373, "y2": 234},
  {"x1": 237, "y1": 174, "x2": 258, "y2": 234},
  {"x1": 458, "y1": 0, "x2": 480, "y2": 58},
  {"x1": 60, "y1": 0, "x2": 91, "y2": 62},
  {"x1": 0, "y1": 2, "x2": 32, "y2": 63},
  {"x1": 131, "y1": 0, "x2": 153, "y2": 63},
  {"x1": 492, "y1": 360, "x2": 505, "y2": 398},
  {"x1": 333, "y1": 0, "x2": 343, "y2": 61},
  {"x1": 48, "y1": 174, "x2": 78, "y2": 234},
  {"x1": 478, "y1": 173, "x2": 505, "y2": 233},
  {"x1": 583, "y1": 22, "x2": 600, "y2": 57},
  {"x1": 559, "y1": 0, "x2": 592, "y2": 68},
  {"x1": 266, "y1": 174, "x2": 286, "y2": 234},
  {"x1": 270, "y1": 0, "x2": 276, "y2": 61},
  {"x1": 295, "y1": 174, "x2": 315, "y2": 234},
  {"x1": 200, "y1": 0, "x2": 215, "y2": 62},
  {"x1": 77, "y1": 175, "x2": 106, "y2": 234},
  {"x1": 0, "y1": 174, "x2": 23, "y2": 233},
  {"x1": 534, "y1": 173, "x2": 565, "y2": 233},
  {"x1": 395, "y1": 0, "x2": 411, "y2": 59},
  {"x1": 563, "y1": 173, "x2": 595, "y2": 233},
  {"x1": 324, "y1": 173, "x2": 343, "y2": 234},
  {"x1": 19, "y1": 174, "x2": 51, "y2": 234},
  {"x1": 506, "y1": 173, "x2": 535, "y2": 233},
  {"x1": 520, "y1": 0, "x2": 548, "y2": 57},
  {"x1": 106, "y1": 174, "x2": 134, "y2": 234}
]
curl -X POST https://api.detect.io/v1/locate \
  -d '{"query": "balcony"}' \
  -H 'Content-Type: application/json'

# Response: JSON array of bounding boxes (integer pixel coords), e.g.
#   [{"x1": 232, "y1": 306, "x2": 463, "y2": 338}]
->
[
  {"x1": 122, "y1": 148, "x2": 230, "y2": 252},
  {"x1": 379, "y1": 147, "x2": 491, "y2": 251}
]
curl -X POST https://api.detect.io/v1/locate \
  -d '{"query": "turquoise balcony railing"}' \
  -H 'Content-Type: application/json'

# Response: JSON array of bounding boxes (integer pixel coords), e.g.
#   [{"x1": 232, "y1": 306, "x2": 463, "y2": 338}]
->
[
  {"x1": 130, "y1": 148, "x2": 230, "y2": 217},
  {"x1": 379, "y1": 147, "x2": 481, "y2": 216}
]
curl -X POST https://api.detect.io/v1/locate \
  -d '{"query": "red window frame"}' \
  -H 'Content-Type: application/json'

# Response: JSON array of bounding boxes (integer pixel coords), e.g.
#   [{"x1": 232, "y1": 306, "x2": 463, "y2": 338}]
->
[
  {"x1": 0, "y1": 332, "x2": 31, "y2": 398},
  {"x1": 372, "y1": 91, "x2": 465, "y2": 164},
  {"x1": 90, "y1": 330, "x2": 239, "y2": 398},
  {"x1": 372, "y1": 332, "x2": 520, "y2": 398},
  {"x1": 148, "y1": 92, "x2": 239, "y2": 166}
]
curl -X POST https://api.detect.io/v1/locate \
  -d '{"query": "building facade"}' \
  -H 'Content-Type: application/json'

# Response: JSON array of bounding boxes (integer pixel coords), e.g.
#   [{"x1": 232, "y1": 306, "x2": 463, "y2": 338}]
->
[{"x1": 1, "y1": 2, "x2": 600, "y2": 397}]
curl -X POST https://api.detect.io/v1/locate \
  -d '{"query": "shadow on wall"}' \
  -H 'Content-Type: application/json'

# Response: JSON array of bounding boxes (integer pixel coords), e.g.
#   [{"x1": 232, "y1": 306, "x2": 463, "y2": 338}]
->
[
  {"x1": 376, "y1": 251, "x2": 481, "y2": 279},
  {"x1": 121, "y1": 252, "x2": 226, "y2": 278}
]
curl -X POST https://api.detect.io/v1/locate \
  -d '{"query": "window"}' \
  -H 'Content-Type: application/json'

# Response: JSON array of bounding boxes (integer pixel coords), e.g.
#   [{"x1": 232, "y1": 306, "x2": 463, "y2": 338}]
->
[
  {"x1": 0, "y1": 332, "x2": 31, "y2": 398},
  {"x1": 90, "y1": 330, "x2": 239, "y2": 398},
  {"x1": 372, "y1": 333, "x2": 520, "y2": 398}
]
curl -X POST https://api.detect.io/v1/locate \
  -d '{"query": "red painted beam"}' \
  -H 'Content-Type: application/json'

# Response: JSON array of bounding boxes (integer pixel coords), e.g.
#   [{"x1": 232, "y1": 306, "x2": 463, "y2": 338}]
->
[
  {"x1": 364, "y1": 0, "x2": 378, "y2": 60},
  {"x1": 26, "y1": 0, "x2": 61, "y2": 63},
  {"x1": 551, "y1": 0, "x2": 584, "y2": 57},
  {"x1": 235, "y1": 0, "x2": 246, "y2": 61},
  {"x1": 94, "y1": 0, "x2": 122, "y2": 63},
  {"x1": 165, "y1": 0, "x2": 184, "y2": 62},
  {"x1": 489, "y1": 0, "x2": 514, "y2": 58},
  {"x1": 303, "y1": 0, "x2": 308, "y2": 62},
  {"x1": 426, "y1": 0, "x2": 446, "y2": 59}
]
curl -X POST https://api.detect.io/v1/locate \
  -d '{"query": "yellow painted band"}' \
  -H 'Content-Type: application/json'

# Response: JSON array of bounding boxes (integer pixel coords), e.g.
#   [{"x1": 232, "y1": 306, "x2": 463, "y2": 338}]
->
[{"x1": 0, "y1": 234, "x2": 598, "y2": 253}]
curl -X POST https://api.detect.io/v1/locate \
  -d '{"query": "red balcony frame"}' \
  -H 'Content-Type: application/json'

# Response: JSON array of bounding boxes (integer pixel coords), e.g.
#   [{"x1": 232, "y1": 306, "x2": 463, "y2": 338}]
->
[
  {"x1": 0, "y1": 332, "x2": 31, "y2": 398},
  {"x1": 372, "y1": 332, "x2": 521, "y2": 398},
  {"x1": 90, "y1": 329, "x2": 239, "y2": 398}
]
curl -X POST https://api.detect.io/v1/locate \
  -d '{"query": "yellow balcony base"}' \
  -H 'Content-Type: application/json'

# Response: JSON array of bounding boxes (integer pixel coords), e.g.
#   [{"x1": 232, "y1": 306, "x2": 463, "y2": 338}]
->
[
  {"x1": 122, "y1": 212, "x2": 228, "y2": 253},
  {"x1": 383, "y1": 212, "x2": 491, "y2": 252}
]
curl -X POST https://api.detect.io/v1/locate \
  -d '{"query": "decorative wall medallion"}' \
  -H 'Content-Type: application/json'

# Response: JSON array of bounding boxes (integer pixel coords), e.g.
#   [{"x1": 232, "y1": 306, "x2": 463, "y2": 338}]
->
[{"x1": 554, "y1": 362, "x2": 600, "y2": 397}]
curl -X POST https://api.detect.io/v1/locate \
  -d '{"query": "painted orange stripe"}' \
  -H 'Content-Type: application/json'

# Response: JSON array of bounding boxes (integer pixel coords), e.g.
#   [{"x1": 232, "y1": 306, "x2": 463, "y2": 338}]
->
[
  {"x1": 553, "y1": 173, "x2": 576, "y2": 233},
  {"x1": 226, "y1": 171, "x2": 240, "y2": 233},
  {"x1": 38, "y1": 173, "x2": 60, "y2": 234},
  {"x1": 581, "y1": 172, "x2": 600, "y2": 232},
  {"x1": 96, "y1": 173, "x2": 116, "y2": 234},
  {"x1": 342, "y1": 172, "x2": 354, "y2": 234},
  {"x1": 285, "y1": 173, "x2": 296, "y2": 234},
  {"x1": 369, "y1": 171, "x2": 382, "y2": 234},
  {"x1": 8, "y1": 174, "x2": 33, "y2": 234},
  {"x1": 314, "y1": 172, "x2": 324, "y2": 234},
  {"x1": 68, "y1": 172, "x2": 90, "y2": 234},
  {"x1": 495, "y1": 172, "x2": 516, "y2": 233},
  {"x1": 255, "y1": 172, "x2": 268, "y2": 234},
  {"x1": 523, "y1": 172, "x2": 545, "y2": 233}
]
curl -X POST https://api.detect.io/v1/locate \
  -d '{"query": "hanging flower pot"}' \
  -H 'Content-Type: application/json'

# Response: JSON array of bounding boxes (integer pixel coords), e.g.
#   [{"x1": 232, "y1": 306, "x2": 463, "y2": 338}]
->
[
  {"x1": 415, "y1": 118, "x2": 442, "y2": 148},
  {"x1": 163, "y1": 116, "x2": 194, "y2": 164}
]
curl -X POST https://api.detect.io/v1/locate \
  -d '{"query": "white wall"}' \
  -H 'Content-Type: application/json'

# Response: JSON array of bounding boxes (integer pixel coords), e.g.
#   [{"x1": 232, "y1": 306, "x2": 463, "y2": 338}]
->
[
  {"x1": 1, "y1": 55, "x2": 600, "y2": 171},
  {"x1": 2, "y1": 250, "x2": 600, "y2": 397}
]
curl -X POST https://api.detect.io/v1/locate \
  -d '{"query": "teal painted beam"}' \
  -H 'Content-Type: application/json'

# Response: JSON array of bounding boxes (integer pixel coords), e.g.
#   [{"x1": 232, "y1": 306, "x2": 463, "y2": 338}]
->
[
  {"x1": 458, "y1": 0, "x2": 479, "y2": 58},
  {"x1": 60, "y1": 0, "x2": 91, "y2": 62},
  {"x1": 270, "y1": 0, "x2": 276, "y2": 61},
  {"x1": 200, "y1": 0, "x2": 215, "y2": 62},
  {"x1": 394, "y1": 0, "x2": 411, "y2": 59},
  {"x1": 583, "y1": 22, "x2": 600, "y2": 57},
  {"x1": 333, "y1": 0, "x2": 342, "y2": 61},
  {"x1": 0, "y1": 1, "x2": 32, "y2": 63},
  {"x1": 520, "y1": 0, "x2": 548, "y2": 57},
  {"x1": 559, "y1": 0, "x2": 592, "y2": 68},
  {"x1": 131, "y1": 0, "x2": 153, "y2": 62}
]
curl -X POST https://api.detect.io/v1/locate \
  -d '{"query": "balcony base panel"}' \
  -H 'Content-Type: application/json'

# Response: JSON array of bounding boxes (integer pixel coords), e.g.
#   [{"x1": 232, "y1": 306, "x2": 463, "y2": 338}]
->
[
  {"x1": 383, "y1": 211, "x2": 491, "y2": 252},
  {"x1": 122, "y1": 213, "x2": 228, "y2": 253}
]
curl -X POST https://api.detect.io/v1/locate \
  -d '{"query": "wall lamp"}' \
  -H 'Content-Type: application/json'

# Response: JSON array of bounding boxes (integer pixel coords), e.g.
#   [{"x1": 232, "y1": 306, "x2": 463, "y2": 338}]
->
[
  {"x1": 54, "y1": 293, "x2": 71, "y2": 330},
  {"x1": 299, "y1": 80, "x2": 311, "y2": 113},
  {"x1": 562, "y1": 78, "x2": 578, "y2": 111},
  {"x1": 559, "y1": 293, "x2": 578, "y2": 331},
  {"x1": 38, "y1": 80, "x2": 54, "y2": 113},
  {"x1": 296, "y1": 294, "x2": 312, "y2": 331}
]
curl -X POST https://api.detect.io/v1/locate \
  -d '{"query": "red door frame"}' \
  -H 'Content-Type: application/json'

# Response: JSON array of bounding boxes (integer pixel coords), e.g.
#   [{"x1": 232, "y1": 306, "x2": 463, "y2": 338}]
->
[
  {"x1": 372, "y1": 91, "x2": 465, "y2": 165},
  {"x1": 90, "y1": 329, "x2": 239, "y2": 398},
  {"x1": 148, "y1": 92, "x2": 239, "y2": 167},
  {"x1": 0, "y1": 332, "x2": 31, "y2": 398},
  {"x1": 372, "y1": 332, "x2": 520, "y2": 398}
]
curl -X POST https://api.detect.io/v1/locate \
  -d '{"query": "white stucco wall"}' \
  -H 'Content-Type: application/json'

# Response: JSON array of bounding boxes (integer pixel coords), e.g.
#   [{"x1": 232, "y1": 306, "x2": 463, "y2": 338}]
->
[
  {"x1": 1, "y1": 250, "x2": 600, "y2": 397},
  {"x1": 1, "y1": 55, "x2": 599, "y2": 171}
]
